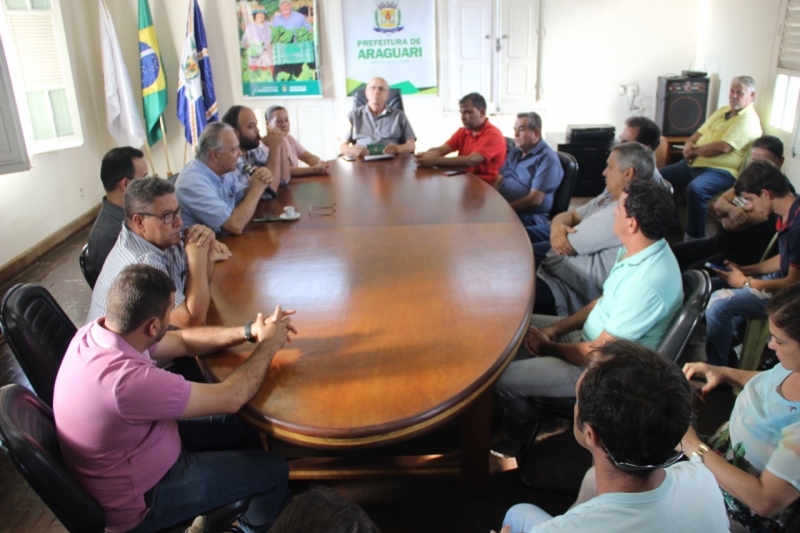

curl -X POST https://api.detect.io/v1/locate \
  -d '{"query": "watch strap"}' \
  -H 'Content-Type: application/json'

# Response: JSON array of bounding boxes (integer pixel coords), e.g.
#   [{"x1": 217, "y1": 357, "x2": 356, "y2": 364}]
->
[{"x1": 244, "y1": 320, "x2": 257, "y2": 343}]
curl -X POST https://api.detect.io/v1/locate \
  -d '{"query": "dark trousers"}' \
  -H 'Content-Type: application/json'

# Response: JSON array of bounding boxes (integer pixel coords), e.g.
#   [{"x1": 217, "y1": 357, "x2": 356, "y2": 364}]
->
[{"x1": 129, "y1": 416, "x2": 290, "y2": 533}]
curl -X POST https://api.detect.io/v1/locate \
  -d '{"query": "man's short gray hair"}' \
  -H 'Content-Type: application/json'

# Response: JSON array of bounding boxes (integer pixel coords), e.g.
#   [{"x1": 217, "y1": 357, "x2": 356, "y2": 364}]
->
[
  {"x1": 516, "y1": 111, "x2": 542, "y2": 131},
  {"x1": 196, "y1": 122, "x2": 235, "y2": 163},
  {"x1": 611, "y1": 142, "x2": 655, "y2": 180},
  {"x1": 123, "y1": 177, "x2": 175, "y2": 219},
  {"x1": 266, "y1": 105, "x2": 287, "y2": 122},
  {"x1": 731, "y1": 76, "x2": 756, "y2": 94}
]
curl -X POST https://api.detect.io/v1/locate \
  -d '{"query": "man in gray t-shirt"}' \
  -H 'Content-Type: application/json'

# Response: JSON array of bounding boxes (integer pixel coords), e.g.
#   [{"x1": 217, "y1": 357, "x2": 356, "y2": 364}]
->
[
  {"x1": 536, "y1": 142, "x2": 661, "y2": 316},
  {"x1": 339, "y1": 77, "x2": 416, "y2": 157}
]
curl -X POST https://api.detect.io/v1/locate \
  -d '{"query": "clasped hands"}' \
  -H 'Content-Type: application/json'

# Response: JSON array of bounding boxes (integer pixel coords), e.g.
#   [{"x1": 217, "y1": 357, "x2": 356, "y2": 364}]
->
[
  {"x1": 524, "y1": 325, "x2": 556, "y2": 355},
  {"x1": 184, "y1": 224, "x2": 231, "y2": 262},
  {"x1": 249, "y1": 305, "x2": 298, "y2": 348}
]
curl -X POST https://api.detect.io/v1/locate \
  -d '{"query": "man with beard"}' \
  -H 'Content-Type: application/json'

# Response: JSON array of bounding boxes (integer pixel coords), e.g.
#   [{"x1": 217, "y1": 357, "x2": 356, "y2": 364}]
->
[
  {"x1": 222, "y1": 105, "x2": 290, "y2": 188},
  {"x1": 175, "y1": 122, "x2": 274, "y2": 235},
  {"x1": 56, "y1": 264, "x2": 294, "y2": 532}
]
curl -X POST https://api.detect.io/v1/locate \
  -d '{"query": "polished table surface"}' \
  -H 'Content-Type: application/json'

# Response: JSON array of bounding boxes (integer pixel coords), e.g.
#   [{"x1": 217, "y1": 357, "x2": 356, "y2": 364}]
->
[{"x1": 201, "y1": 154, "x2": 534, "y2": 452}]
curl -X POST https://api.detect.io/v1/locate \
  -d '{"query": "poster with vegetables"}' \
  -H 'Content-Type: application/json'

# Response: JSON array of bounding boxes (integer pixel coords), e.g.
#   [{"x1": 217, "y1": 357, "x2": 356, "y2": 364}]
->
[{"x1": 237, "y1": 0, "x2": 322, "y2": 98}]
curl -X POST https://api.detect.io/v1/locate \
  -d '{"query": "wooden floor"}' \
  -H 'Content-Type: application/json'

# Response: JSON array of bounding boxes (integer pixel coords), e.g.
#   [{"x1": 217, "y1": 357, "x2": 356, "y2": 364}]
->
[{"x1": 0, "y1": 225, "x2": 733, "y2": 533}]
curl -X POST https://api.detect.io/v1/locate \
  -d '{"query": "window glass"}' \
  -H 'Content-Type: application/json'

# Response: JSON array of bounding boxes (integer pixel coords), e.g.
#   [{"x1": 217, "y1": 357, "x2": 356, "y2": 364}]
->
[
  {"x1": 49, "y1": 88, "x2": 73, "y2": 136},
  {"x1": 26, "y1": 90, "x2": 54, "y2": 140}
]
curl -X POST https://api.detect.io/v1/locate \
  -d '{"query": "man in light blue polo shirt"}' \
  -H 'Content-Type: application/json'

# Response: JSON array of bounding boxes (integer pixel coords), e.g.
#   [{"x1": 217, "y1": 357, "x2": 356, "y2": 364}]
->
[
  {"x1": 495, "y1": 178, "x2": 683, "y2": 418},
  {"x1": 175, "y1": 122, "x2": 273, "y2": 235},
  {"x1": 494, "y1": 112, "x2": 563, "y2": 232}
]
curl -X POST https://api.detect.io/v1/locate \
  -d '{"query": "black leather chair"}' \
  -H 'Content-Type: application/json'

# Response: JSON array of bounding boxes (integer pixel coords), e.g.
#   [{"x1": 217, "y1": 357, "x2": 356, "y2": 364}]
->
[
  {"x1": 549, "y1": 151, "x2": 579, "y2": 219},
  {"x1": 0, "y1": 384, "x2": 249, "y2": 533},
  {"x1": 504, "y1": 136, "x2": 515, "y2": 153},
  {"x1": 79, "y1": 243, "x2": 100, "y2": 289},
  {"x1": 0, "y1": 284, "x2": 76, "y2": 407},
  {"x1": 656, "y1": 269, "x2": 712, "y2": 364},
  {"x1": 352, "y1": 88, "x2": 404, "y2": 111}
]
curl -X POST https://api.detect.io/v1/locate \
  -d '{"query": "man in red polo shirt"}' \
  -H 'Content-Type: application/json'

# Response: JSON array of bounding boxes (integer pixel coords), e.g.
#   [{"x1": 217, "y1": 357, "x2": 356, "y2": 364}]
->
[{"x1": 416, "y1": 93, "x2": 507, "y2": 184}]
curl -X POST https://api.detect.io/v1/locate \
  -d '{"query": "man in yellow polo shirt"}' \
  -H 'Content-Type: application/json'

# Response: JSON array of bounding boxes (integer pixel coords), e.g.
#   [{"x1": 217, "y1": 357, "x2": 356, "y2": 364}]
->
[{"x1": 660, "y1": 76, "x2": 762, "y2": 241}]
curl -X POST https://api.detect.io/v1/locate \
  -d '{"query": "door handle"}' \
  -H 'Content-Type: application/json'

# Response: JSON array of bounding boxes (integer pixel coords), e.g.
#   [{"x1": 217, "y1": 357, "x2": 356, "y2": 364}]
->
[{"x1": 495, "y1": 37, "x2": 502, "y2": 52}]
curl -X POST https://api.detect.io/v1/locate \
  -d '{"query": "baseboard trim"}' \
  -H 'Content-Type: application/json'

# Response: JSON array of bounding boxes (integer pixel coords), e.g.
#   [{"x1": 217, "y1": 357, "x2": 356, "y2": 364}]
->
[{"x1": 0, "y1": 204, "x2": 100, "y2": 288}]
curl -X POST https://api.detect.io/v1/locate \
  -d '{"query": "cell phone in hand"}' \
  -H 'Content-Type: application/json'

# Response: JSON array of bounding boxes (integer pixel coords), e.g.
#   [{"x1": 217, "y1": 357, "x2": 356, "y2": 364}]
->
[
  {"x1": 732, "y1": 196, "x2": 748, "y2": 207},
  {"x1": 704, "y1": 262, "x2": 731, "y2": 272},
  {"x1": 342, "y1": 155, "x2": 356, "y2": 162}
]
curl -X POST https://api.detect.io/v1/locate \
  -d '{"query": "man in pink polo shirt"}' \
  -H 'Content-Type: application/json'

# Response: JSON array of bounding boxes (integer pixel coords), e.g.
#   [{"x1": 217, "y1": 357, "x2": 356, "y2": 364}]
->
[
  {"x1": 415, "y1": 92, "x2": 507, "y2": 184},
  {"x1": 54, "y1": 264, "x2": 295, "y2": 533}
]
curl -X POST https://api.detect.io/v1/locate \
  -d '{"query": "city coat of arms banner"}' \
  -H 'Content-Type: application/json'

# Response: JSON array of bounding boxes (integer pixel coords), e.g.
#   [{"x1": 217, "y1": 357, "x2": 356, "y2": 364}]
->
[{"x1": 342, "y1": 0, "x2": 437, "y2": 96}]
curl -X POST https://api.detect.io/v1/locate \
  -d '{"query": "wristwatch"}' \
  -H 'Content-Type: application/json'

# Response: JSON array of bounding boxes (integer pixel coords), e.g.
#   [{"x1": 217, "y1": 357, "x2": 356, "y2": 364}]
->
[
  {"x1": 244, "y1": 320, "x2": 257, "y2": 343},
  {"x1": 743, "y1": 277, "x2": 752, "y2": 289},
  {"x1": 690, "y1": 442, "x2": 710, "y2": 463}
]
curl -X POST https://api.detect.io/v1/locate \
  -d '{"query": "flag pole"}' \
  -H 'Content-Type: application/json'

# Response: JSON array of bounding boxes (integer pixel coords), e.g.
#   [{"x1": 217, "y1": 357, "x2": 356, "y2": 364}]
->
[
  {"x1": 142, "y1": 142, "x2": 158, "y2": 177},
  {"x1": 183, "y1": 140, "x2": 190, "y2": 166},
  {"x1": 159, "y1": 116, "x2": 173, "y2": 176}
]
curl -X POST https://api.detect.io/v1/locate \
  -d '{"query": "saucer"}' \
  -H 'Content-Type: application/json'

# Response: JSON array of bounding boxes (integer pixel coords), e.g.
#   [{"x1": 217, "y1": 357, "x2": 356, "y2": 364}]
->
[{"x1": 280, "y1": 212, "x2": 300, "y2": 221}]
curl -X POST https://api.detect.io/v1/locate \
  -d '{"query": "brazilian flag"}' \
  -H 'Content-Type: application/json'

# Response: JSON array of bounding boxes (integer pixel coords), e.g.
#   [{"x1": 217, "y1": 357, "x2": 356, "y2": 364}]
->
[{"x1": 139, "y1": 0, "x2": 167, "y2": 146}]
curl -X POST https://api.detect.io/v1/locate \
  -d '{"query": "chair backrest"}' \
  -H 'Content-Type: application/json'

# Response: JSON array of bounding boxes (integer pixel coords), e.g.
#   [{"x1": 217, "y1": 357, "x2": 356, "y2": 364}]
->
[
  {"x1": 352, "y1": 88, "x2": 404, "y2": 111},
  {"x1": 504, "y1": 136, "x2": 515, "y2": 153},
  {"x1": 79, "y1": 243, "x2": 100, "y2": 289},
  {"x1": 0, "y1": 384, "x2": 106, "y2": 532},
  {"x1": 549, "y1": 151, "x2": 579, "y2": 219},
  {"x1": 0, "y1": 284, "x2": 76, "y2": 407},
  {"x1": 656, "y1": 269, "x2": 712, "y2": 363}
]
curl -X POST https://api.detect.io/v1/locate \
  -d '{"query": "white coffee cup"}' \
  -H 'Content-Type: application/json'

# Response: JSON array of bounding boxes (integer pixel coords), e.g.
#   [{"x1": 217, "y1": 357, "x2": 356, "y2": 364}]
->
[{"x1": 284, "y1": 206, "x2": 296, "y2": 217}]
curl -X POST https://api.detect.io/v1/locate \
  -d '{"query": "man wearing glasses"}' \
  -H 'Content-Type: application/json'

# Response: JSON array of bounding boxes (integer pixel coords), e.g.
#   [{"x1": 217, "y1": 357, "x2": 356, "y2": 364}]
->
[
  {"x1": 176, "y1": 122, "x2": 274, "y2": 235},
  {"x1": 493, "y1": 112, "x2": 564, "y2": 235},
  {"x1": 86, "y1": 147, "x2": 149, "y2": 275},
  {"x1": 87, "y1": 178, "x2": 216, "y2": 331},
  {"x1": 499, "y1": 340, "x2": 729, "y2": 532}
]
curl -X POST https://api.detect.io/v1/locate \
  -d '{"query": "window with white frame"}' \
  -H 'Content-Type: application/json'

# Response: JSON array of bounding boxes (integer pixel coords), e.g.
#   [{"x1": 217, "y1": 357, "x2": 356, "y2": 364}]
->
[{"x1": 0, "y1": 0, "x2": 83, "y2": 160}]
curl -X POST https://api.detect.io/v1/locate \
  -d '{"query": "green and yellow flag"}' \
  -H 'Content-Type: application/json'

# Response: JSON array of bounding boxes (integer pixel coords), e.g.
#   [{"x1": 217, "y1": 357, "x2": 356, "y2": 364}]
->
[{"x1": 138, "y1": 0, "x2": 167, "y2": 146}]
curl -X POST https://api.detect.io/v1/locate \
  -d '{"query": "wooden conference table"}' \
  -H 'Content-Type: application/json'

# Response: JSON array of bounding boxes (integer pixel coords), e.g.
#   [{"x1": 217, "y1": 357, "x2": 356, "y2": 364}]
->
[{"x1": 200, "y1": 154, "x2": 534, "y2": 490}]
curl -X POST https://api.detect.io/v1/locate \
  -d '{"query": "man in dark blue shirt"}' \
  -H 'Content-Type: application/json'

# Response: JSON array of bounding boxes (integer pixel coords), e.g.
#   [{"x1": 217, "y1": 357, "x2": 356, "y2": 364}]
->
[
  {"x1": 494, "y1": 112, "x2": 563, "y2": 233},
  {"x1": 704, "y1": 160, "x2": 800, "y2": 366}
]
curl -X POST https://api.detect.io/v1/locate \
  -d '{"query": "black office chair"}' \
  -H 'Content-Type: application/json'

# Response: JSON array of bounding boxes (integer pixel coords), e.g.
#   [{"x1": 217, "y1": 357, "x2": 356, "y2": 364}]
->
[
  {"x1": 352, "y1": 88, "x2": 405, "y2": 111},
  {"x1": 0, "y1": 384, "x2": 249, "y2": 533},
  {"x1": 549, "y1": 151, "x2": 579, "y2": 219},
  {"x1": 656, "y1": 269, "x2": 712, "y2": 364},
  {"x1": 0, "y1": 284, "x2": 76, "y2": 407},
  {"x1": 504, "y1": 136, "x2": 515, "y2": 153},
  {"x1": 79, "y1": 243, "x2": 100, "y2": 289}
]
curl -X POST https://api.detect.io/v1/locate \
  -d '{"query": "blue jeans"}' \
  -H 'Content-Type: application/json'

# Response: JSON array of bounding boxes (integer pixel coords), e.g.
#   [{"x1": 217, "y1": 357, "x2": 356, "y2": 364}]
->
[
  {"x1": 503, "y1": 503, "x2": 554, "y2": 532},
  {"x1": 705, "y1": 282, "x2": 773, "y2": 366},
  {"x1": 660, "y1": 160, "x2": 735, "y2": 239},
  {"x1": 129, "y1": 416, "x2": 290, "y2": 533}
]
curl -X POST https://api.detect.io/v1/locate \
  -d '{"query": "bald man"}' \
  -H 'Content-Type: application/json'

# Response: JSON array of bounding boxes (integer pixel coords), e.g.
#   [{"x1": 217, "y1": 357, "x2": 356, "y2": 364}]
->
[{"x1": 339, "y1": 77, "x2": 416, "y2": 157}]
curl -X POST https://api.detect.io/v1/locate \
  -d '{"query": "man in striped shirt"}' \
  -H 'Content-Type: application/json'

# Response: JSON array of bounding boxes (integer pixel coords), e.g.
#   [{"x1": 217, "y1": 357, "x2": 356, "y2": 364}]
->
[{"x1": 87, "y1": 178, "x2": 216, "y2": 329}]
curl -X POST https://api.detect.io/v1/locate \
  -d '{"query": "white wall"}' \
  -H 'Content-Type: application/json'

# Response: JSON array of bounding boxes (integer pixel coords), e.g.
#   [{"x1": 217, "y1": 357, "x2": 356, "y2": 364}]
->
[
  {"x1": 0, "y1": 0, "x2": 786, "y2": 269},
  {"x1": 0, "y1": 0, "x2": 112, "y2": 269}
]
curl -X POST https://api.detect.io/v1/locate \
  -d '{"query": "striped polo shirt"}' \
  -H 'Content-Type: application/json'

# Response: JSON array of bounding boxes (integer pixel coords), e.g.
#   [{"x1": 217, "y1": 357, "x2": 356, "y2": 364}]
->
[{"x1": 86, "y1": 224, "x2": 188, "y2": 324}]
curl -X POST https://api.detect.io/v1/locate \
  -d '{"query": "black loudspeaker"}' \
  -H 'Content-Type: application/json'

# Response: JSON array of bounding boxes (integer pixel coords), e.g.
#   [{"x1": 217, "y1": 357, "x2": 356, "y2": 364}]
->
[{"x1": 656, "y1": 76, "x2": 709, "y2": 136}]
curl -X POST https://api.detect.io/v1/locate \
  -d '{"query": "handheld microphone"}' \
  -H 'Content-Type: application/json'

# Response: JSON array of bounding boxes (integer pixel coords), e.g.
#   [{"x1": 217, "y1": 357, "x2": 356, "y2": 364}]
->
[{"x1": 242, "y1": 163, "x2": 278, "y2": 198}]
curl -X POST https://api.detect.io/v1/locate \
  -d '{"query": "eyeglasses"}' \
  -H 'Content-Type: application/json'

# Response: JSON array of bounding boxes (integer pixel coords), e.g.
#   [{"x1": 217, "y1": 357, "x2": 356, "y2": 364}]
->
[
  {"x1": 602, "y1": 442, "x2": 685, "y2": 472},
  {"x1": 309, "y1": 203, "x2": 336, "y2": 218},
  {"x1": 136, "y1": 206, "x2": 183, "y2": 225}
]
